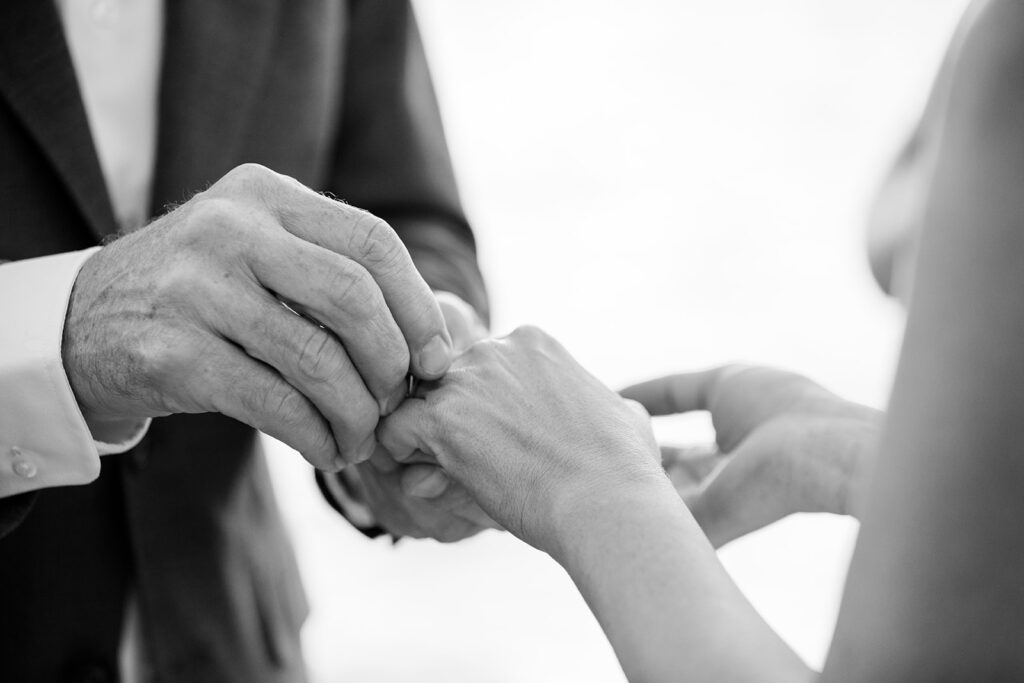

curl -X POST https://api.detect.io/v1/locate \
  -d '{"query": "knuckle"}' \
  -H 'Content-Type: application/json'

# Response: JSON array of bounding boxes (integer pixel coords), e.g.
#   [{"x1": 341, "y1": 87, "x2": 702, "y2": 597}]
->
[
  {"x1": 259, "y1": 384, "x2": 308, "y2": 426},
  {"x1": 510, "y1": 325, "x2": 558, "y2": 354},
  {"x1": 329, "y1": 266, "x2": 378, "y2": 318},
  {"x1": 134, "y1": 331, "x2": 190, "y2": 384},
  {"x1": 258, "y1": 390, "x2": 339, "y2": 463},
  {"x1": 192, "y1": 197, "x2": 240, "y2": 231},
  {"x1": 152, "y1": 258, "x2": 203, "y2": 300},
  {"x1": 227, "y1": 162, "x2": 276, "y2": 187},
  {"x1": 216, "y1": 164, "x2": 285, "y2": 206},
  {"x1": 295, "y1": 327, "x2": 338, "y2": 383},
  {"x1": 352, "y1": 212, "x2": 404, "y2": 268},
  {"x1": 512, "y1": 324, "x2": 547, "y2": 343},
  {"x1": 178, "y1": 197, "x2": 252, "y2": 252}
]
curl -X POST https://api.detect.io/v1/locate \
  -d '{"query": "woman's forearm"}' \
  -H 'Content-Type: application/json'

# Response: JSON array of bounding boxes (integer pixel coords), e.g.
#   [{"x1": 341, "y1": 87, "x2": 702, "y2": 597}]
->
[{"x1": 552, "y1": 478, "x2": 813, "y2": 683}]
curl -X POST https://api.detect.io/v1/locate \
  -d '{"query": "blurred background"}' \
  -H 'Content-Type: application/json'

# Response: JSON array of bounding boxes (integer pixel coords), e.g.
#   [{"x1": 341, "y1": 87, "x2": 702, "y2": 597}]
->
[{"x1": 266, "y1": 1, "x2": 971, "y2": 680}]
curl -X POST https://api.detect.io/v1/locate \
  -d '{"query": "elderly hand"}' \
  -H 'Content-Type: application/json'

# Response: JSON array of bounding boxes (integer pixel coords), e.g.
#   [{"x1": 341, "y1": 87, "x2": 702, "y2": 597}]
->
[
  {"x1": 621, "y1": 365, "x2": 881, "y2": 547},
  {"x1": 378, "y1": 326, "x2": 666, "y2": 556},
  {"x1": 63, "y1": 163, "x2": 454, "y2": 470}
]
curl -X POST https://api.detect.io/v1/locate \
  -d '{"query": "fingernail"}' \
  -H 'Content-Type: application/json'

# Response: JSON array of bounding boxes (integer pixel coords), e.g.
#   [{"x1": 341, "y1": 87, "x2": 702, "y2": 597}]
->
[
  {"x1": 418, "y1": 335, "x2": 452, "y2": 377},
  {"x1": 407, "y1": 468, "x2": 448, "y2": 498}
]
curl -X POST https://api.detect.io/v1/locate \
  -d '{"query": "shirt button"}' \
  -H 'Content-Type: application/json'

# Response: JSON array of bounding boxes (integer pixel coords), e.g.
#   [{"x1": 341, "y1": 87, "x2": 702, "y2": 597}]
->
[{"x1": 12, "y1": 457, "x2": 37, "y2": 479}]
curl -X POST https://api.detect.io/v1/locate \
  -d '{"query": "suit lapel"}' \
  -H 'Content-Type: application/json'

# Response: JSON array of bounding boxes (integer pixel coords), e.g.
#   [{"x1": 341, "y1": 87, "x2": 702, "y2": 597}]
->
[
  {"x1": 149, "y1": 0, "x2": 281, "y2": 214},
  {"x1": 0, "y1": 0, "x2": 119, "y2": 240}
]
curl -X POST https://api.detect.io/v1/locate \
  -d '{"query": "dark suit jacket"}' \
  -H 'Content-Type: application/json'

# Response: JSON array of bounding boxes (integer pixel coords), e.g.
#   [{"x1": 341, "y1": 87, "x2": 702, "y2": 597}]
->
[{"x1": 0, "y1": 2, "x2": 487, "y2": 682}]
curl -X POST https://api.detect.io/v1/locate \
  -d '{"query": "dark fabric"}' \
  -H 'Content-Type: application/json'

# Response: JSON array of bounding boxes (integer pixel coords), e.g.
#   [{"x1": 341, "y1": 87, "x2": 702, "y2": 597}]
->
[
  {"x1": 327, "y1": 1, "x2": 490, "y2": 322},
  {"x1": 0, "y1": 0, "x2": 487, "y2": 681},
  {"x1": 0, "y1": 490, "x2": 35, "y2": 539},
  {"x1": 315, "y1": 471, "x2": 387, "y2": 540},
  {"x1": 0, "y1": 460, "x2": 132, "y2": 683}
]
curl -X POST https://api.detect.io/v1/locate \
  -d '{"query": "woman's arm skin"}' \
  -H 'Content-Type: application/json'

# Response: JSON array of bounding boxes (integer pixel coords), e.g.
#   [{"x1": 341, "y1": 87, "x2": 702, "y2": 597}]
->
[
  {"x1": 556, "y1": 481, "x2": 813, "y2": 683},
  {"x1": 381, "y1": 2, "x2": 1024, "y2": 679},
  {"x1": 866, "y1": 0, "x2": 986, "y2": 302},
  {"x1": 824, "y1": 1, "x2": 1024, "y2": 679},
  {"x1": 379, "y1": 328, "x2": 811, "y2": 682}
]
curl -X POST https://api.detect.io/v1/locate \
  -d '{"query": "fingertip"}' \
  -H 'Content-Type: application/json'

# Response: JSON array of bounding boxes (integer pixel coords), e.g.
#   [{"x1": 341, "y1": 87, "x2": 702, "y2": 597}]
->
[
  {"x1": 304, "y1": 446, "x2": 345, "y2": 473},
  {"x1": 337, "y1": 433, "x2": 376, "y2": 466},
  {"x1": 619, "y1": 374, "x2": 702, "y2": 416},
  {"x1": 315, "y1": 437, "x2": 348, "y2": 473},
  {"x1": 415, "y1": 333, "x2": 453, "y2": 379}
]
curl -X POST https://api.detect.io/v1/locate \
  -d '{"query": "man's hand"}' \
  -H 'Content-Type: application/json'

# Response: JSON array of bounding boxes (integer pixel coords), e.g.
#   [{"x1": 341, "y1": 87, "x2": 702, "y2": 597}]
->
[
  {"x1": 63, "y1": 163, "x2": 454, "y2": 470},
  {"x1": 621, "y1": 365, "x2": 882, "y2": 548}
]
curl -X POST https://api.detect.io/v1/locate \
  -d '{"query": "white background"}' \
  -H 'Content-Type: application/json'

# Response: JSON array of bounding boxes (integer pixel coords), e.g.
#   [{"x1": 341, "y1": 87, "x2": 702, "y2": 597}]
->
[{"x1": 266, "y1": 1, "x2": 971, "y2": 680}]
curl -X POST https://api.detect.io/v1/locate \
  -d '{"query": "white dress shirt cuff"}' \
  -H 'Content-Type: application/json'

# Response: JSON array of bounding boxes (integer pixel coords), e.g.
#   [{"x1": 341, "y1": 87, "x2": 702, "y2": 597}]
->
[{"x1": 0, "y1": 248, "x2": 151, "y2": 497}]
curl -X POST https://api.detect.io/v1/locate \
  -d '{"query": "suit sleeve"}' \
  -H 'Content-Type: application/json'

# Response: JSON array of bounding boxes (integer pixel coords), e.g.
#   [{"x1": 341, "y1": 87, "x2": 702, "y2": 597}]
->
[{"x1": 326, "y1": 0, "x2": 489, "y2": 323}]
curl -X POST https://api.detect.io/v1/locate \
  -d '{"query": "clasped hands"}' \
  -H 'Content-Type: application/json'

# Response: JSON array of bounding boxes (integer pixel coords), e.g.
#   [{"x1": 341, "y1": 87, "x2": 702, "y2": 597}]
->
[
  {"x1": 64, "y1": 163, "x2": 880, "y2": 547},
  {"x1": 64, "y1": 163, "x2": 500, "y2": 543}
]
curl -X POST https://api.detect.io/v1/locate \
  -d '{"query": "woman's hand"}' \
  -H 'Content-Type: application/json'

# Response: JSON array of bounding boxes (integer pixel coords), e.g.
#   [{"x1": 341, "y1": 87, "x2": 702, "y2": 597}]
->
[
  {"x1": 622, "y1": 365, "x2": 882, "y2": 547},
  {"x1": 377, "y1": 325, "x2": 667, "y2": 555}
]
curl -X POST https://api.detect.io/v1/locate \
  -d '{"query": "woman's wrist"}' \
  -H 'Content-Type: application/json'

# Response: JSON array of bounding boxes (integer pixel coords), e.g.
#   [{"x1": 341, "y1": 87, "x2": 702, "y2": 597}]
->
[{"x1": 546, "y1": 469, "x2": 684, "y2": 567}]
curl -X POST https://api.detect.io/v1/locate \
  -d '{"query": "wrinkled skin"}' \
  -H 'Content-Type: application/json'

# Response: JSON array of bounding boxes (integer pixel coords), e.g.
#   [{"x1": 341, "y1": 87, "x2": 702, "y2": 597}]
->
[{"x1": 64, "y1": 163, "x2": 454, "y2": 470}]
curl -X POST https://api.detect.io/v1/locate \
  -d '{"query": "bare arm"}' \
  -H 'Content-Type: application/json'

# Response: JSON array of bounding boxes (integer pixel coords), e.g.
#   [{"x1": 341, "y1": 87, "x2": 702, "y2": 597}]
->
[
  {"x1": 556, "y1": 481, "x2": 813, "y2": 683},
  {"x1": 866, "y1": 0, "x2": 985, "y2": 300},
  {"x1": 380, "y1": 329, "x2": 813, "y2": 682},
  {"x1": 825, "y1": 0, "x2": 1024, "y2": 678}
]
